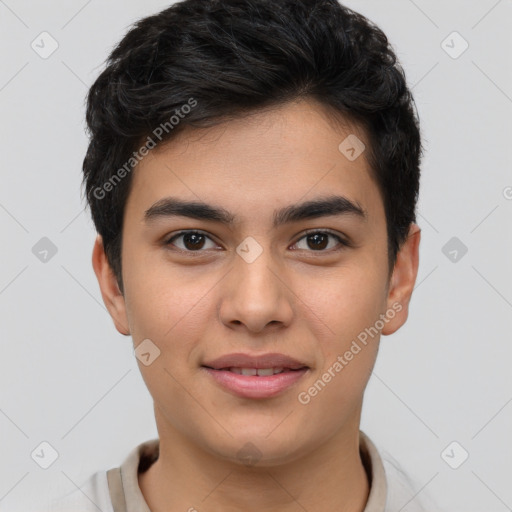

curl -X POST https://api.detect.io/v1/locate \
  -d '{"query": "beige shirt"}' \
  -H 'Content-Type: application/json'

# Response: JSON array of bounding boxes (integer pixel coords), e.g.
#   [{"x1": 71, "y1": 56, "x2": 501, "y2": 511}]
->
[{"x1": 52, "y1": 431, "x2": 431, "y2": 511}]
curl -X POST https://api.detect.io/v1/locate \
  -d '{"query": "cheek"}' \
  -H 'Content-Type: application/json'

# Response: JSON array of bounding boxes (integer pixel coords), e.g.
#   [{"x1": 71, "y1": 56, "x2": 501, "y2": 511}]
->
[
  {"x1": 295, "y1": 276, "x2": 384, "y2": 418},
  {"x1": 304, "y1": 259, "x2": 387, "y2": 347},
  {"x1": 296, "y1": 259, "x2": 387, "y2": 404},
  {"x1": 122, "y1": 265, "x2": 214, "y2": 424},
  {"x1": 123, "y1": 250, "x2": 201, "y2": 337}
]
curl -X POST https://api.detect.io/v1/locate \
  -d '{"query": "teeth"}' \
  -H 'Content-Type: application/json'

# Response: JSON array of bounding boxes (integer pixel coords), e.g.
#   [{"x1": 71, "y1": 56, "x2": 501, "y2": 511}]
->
[
  {"x1": 256, "y1": 368, "x2": 275, "y2": 376},
  {"x1": 228, "y1": 367, "x2": 286, "y2": 376}
]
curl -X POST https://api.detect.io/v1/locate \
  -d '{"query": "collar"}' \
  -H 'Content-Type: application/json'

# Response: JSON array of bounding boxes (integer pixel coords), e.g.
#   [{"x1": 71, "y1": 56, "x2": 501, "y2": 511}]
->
[{"x1": 107, "y1": 430, "x2": 387, "y2": 512}]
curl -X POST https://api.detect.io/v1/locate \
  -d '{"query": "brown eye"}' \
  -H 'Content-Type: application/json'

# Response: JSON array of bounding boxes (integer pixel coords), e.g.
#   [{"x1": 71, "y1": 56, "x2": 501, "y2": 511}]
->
[
  {"x1": 292, "y1": 231, "x2": 347, "y2": 252},
  {"x1": 306, "y1": 233, "x2": 329, "y2": 250},
  {"x1": 165, "y1": 231, "x2": 218, "y2": 251}
]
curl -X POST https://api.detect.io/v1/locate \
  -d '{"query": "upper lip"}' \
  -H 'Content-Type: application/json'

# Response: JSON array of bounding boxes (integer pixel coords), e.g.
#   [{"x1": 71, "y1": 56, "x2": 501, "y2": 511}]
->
[{"x1": 202, "y1": 352, "x2": 309, "y2": 370}]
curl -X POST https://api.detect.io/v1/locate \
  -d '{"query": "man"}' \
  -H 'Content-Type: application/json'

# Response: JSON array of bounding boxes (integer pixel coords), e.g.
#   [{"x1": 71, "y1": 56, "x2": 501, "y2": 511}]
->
[{"x1": 53, "y1": 0, "x2": 436, "y2": 510}]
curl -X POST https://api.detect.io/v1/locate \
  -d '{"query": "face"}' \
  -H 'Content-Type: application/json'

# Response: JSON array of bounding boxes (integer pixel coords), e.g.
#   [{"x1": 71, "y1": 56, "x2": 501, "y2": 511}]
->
[{"x1": 93, "y1": 98, "x2": 420, "y2": 466}]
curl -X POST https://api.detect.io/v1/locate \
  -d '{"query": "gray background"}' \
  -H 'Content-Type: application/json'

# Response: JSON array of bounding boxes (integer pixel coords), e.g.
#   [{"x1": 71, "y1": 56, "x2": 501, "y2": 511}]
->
[{"x1": 0, "y1": 1, "x2": 511, "y2": 511}]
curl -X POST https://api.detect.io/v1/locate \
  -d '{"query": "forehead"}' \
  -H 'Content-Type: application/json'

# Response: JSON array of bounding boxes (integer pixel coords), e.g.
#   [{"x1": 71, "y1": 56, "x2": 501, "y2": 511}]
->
[{"x1": 124, "y1": 99, "x2": 383, "y2": 225}]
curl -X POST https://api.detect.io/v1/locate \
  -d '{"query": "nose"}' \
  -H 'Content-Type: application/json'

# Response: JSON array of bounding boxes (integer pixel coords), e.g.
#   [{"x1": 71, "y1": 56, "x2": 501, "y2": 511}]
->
[{"x1": 218, "y1": 245, "x2": 294, "y2": 334}]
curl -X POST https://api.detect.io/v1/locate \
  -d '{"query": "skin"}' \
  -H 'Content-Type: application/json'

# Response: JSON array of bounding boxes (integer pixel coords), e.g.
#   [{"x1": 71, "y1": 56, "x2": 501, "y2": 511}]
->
[{"x1": 92, "y1": 98, "x2": 420, "y2": 512}]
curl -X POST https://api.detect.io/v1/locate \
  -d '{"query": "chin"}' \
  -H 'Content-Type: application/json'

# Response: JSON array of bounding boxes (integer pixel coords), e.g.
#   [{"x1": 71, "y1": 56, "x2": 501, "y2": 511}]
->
[{"x1": 203, "y1": 428, "x2": 312, "y2": 468}]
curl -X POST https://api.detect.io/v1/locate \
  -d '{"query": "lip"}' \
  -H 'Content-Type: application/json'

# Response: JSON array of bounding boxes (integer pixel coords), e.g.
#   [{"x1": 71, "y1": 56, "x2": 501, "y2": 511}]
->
[
  {"x1": 201, "y1": 366, "x2": 309, "y2": 399},
  {"x1": 201, "y1": 352, "x2": 310, "y2": 399},
  {"x1": 202, "y1": 352, "x2": 308, "y2": 370}
]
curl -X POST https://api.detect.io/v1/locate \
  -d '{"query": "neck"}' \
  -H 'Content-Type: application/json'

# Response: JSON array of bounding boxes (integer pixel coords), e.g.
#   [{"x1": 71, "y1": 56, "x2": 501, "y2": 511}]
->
[{"x1": 139, "y1": 407, "x2": 370, "y2": 512}]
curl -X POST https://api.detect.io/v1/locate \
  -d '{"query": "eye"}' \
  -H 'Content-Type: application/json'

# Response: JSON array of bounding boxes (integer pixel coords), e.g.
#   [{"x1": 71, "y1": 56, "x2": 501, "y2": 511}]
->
[
  {"x1": 164, "y1": 229, "x2": 349, "y2": 253},
  {"x1": 164, "y1": 230, "x2": 219, "y2": 251},
  {"x1": 291, "y1": 230, "x2": 349, "y2": 252}
]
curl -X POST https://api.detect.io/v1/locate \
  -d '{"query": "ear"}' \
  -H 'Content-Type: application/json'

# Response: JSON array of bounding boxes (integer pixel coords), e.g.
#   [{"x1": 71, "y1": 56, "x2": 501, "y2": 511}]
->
[
  {"x1": 381, "y1": 223, "x2": 421, "y2": 336},
  {"x1": 92, "y1": 234, "x2": 130, "y2": 336}
]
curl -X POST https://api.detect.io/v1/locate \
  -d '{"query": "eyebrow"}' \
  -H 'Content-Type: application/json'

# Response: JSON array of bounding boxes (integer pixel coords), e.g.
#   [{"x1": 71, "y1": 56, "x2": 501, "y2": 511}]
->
[{"x1": 144, "y1": 195, "x2": 367, "y2": 228}]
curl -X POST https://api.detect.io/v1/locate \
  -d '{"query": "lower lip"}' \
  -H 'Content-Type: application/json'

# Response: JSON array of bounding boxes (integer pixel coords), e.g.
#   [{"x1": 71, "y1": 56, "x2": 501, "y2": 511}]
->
[{"x1": 201, "y1": 367, "x2": 308, "y2": 399}]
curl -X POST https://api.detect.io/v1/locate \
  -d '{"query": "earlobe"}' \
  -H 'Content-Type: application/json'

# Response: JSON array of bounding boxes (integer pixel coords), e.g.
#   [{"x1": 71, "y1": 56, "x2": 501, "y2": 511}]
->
[
  {"x1": 91, "y1": 235, "x2": 131, "y2": 336},
  {"x1": 381, "y1": 223, "x2": 421, "y2": 336}
]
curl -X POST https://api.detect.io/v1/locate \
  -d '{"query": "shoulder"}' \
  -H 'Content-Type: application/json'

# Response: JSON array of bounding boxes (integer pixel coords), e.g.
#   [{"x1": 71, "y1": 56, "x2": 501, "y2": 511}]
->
[
  {"x1": 48, "y1": 438, "x2": 158, "y2": 512},
  {"x1": 360, "y1": 431, "x2": 441, "y2": 512},
  {"x1": 381, "y1": 451, "x2": 441, "y2": 512},
  {"x1": 49, "y1": 470, "x2": 114, "y2": 512}
]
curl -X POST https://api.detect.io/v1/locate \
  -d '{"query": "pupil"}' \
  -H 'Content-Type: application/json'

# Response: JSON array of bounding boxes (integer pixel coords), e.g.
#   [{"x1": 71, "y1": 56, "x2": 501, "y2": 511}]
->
[
  {"x1": 308, "y1": 233, "x2": 328, "y2": 250},
  {"x1": 184, "y1": 233, "x2": 205, "y2": 250}
]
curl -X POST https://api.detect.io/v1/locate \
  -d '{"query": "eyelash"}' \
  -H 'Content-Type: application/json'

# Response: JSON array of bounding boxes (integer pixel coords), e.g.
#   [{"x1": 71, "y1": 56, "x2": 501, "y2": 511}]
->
[{"x1": 164, "y1": 229, "x2": 350, "y2": 254}]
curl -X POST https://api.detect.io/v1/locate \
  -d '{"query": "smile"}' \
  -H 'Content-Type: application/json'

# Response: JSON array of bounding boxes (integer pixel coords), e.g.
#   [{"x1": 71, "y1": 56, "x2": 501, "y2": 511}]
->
[
  {"x1": 201, "y1": 366, "x2": 309, "y2": 399},
  {"x1": 220, "y1": 367, "x2": 297, "y2": 376}
]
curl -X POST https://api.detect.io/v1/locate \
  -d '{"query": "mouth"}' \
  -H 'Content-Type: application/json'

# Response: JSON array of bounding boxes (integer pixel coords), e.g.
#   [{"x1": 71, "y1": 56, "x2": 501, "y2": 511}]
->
[
  {"x1": 200, "y1": 353, "x2": 310, "y2": 399},
  {"x1": 202, "y1": 366, "x2": 307, "y2": 376},
  {"x1": 202, "y1": 352, "x2": 309, "y2": 372}
]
